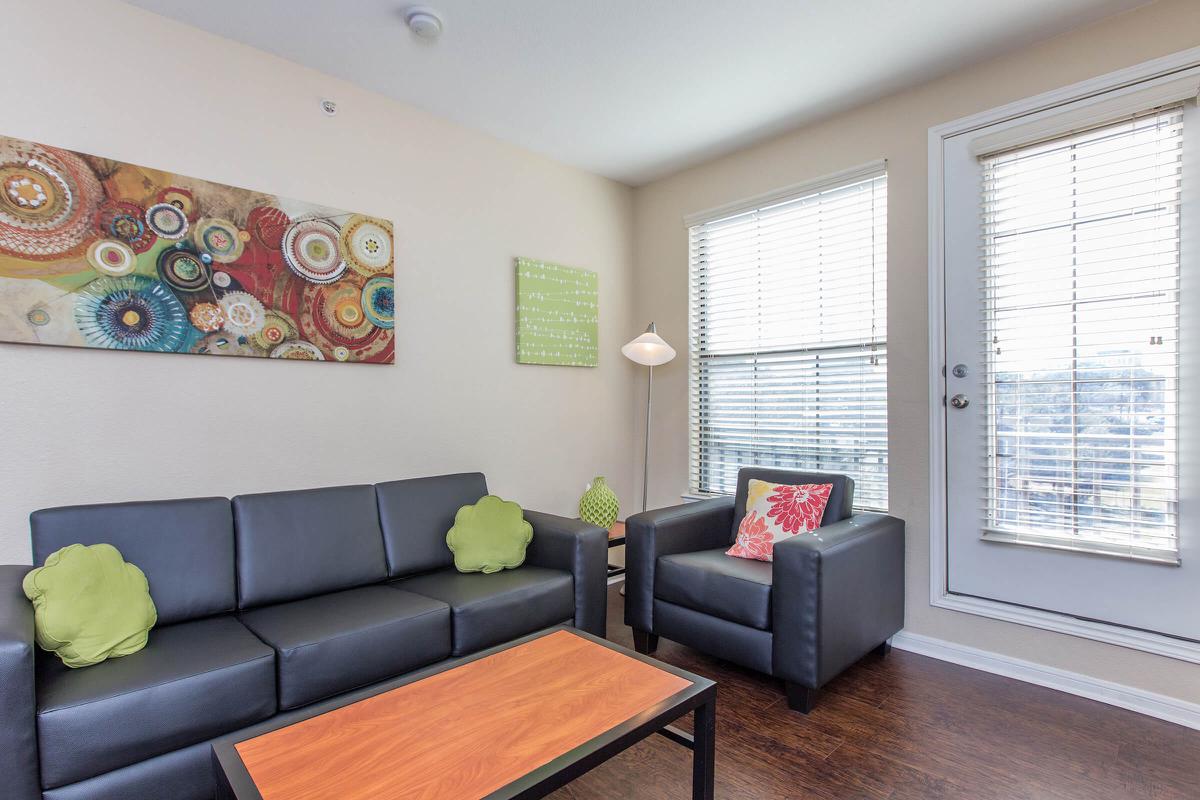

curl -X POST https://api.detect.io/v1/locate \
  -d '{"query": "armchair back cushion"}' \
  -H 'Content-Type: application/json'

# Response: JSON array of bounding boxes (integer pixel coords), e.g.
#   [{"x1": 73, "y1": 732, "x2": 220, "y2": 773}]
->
[
  {"x1": 233, "y1": 485, "x2": 386, "y2": 608},
  {"x1": 31, "y1": 498, "x2": 235, "y2": 626},
  {"x1": 732, "y1": 468, "x2": 854, "y2": 542},
  {"x1": 375, "y1": 473, "x2": 489, "y2": 578}
]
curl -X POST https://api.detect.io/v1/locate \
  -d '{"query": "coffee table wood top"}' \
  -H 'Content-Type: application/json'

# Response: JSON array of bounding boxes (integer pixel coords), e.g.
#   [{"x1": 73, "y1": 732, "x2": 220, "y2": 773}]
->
[{"x1": 229, "y1": 629, "x2": 694, "y2": 800}]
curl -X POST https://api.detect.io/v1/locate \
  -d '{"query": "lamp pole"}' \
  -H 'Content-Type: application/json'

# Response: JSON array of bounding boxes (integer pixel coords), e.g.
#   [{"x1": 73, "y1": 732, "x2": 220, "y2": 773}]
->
[
  {"x1": 643, "y1": 363, "x2": 652, "y2": 512},
  {"x1": 621, "y1": 322, "x2": 676, "y2": 514}
]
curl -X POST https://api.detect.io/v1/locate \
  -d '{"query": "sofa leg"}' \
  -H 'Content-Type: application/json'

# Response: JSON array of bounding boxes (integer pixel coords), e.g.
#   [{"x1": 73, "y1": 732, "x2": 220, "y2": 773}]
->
[
  {"x1": 785, "y1": 683, "x2": 818, "y2": 714},
  {"x1": 632, "y1": 629, "x2": 658, "y2": 655},
  {"x1": 872, "y1": 640, "x2": 893, "y2": 659}
]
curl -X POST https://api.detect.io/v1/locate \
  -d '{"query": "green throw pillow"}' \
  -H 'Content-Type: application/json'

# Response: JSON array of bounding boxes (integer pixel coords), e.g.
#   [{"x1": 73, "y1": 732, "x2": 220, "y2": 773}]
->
[
  {"x1": 446, "y1": 495, "x2": 534, "y2": 574},
  {"x1": 22, "y1": 543, "x2": 157, "y2": 668}
]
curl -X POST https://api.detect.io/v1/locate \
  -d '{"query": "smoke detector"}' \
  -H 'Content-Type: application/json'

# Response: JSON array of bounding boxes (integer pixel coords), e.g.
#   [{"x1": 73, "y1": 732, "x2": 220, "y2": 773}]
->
[{"x1": 404, "y1": 6, "x2": 444, "y2": 39}]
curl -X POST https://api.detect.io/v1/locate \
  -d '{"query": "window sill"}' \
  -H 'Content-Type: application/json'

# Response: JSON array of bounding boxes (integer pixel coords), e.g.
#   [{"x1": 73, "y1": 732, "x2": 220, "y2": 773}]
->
[
  {"x1": 981, "y1": 531, "x2": 1181, "y2": 567},
  {"x1": 681, "y1": 492, "x2": 724, "y2": 503}
]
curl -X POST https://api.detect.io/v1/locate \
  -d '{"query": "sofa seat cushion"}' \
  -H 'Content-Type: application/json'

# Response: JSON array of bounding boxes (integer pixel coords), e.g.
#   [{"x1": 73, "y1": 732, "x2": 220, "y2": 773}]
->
[
  {"x1": 655, "y1": 548, "x2": 773, "y2": 631},
  {"x1": 395, "y1": 566, "x2": 573, "y2": 656},
  {"x1": 35, "y1": 615, "x2": 275, "y2": 790},
  {"x1": 238, "y1": 586, "x2": 451, "y2": 710}
]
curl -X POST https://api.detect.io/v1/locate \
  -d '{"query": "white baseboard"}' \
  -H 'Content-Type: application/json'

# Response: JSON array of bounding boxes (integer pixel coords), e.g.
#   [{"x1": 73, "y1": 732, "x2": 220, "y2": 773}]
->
[{"x1": 891, "y1": 630, "x2": 1200, "y2": 731}]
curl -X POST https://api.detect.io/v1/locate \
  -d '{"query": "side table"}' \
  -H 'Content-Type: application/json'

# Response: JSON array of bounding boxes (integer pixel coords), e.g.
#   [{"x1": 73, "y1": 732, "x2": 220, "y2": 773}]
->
[{"x1": 607, "y1": 520, "x2": 626, "y2": 578}]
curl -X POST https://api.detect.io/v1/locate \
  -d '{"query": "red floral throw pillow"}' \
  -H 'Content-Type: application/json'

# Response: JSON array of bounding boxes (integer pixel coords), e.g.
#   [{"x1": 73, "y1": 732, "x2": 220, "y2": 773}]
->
[{"x1": 726, "y1": 479, "x2": 833, "y2": 562}]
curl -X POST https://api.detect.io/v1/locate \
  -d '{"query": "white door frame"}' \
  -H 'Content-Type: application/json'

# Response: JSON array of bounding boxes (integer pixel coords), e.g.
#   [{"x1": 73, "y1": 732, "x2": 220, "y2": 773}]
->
[{"x1": 927, "y1": 45, "x2": 1200, "y2": 664}]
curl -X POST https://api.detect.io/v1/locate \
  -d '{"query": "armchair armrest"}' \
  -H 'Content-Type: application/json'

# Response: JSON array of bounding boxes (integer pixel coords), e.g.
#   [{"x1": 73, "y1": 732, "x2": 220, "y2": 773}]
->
[
  {"x1": 623, "y1": 496, "x2": 735, "y2": 633},
  {"x1": 0, "y1": 565, "x2": 39, "y2": 800},
  {"x1": 523, "y1": 511, "x2": 607, "y2": 636},
  {"x1": 772, "y1": 513, "x2": 905, "y2": 689}
]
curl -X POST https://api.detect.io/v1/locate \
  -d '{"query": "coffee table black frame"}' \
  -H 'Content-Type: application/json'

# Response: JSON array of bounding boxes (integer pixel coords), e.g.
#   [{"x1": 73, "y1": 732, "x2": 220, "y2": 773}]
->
[{"x1": 212, "y1": 626, "x2": 716, "y2": 800}]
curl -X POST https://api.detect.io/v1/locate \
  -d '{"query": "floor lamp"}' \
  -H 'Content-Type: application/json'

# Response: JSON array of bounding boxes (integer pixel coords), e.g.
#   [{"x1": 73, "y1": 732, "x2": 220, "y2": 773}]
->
[{"x1": 622, "y1": 322, "x2": 677, "y2": 513}]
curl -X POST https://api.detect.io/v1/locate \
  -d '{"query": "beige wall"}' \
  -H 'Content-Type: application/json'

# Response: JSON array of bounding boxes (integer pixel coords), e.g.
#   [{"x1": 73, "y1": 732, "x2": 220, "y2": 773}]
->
[
  {"x1": 4, "y1": 0, "x2": 1195, "y2": 702},
  {"x1": 0, "y1": 0, "x2": 639, "y2": 565},
  {"x1": 632, "y1": 0, "x2": 1200, "y2": 702}
]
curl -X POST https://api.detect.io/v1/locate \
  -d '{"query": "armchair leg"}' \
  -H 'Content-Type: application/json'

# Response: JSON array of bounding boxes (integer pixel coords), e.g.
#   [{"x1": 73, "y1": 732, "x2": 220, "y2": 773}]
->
[
  {"x1": 872, "y1": 640, "x2": 893, "y2": 659},
  {"x1": 785, "y1": 683, "x2": 819, "y2": 714},
  {"x1": 632, "y1": 629, "x2": 659, "y2": 655}
]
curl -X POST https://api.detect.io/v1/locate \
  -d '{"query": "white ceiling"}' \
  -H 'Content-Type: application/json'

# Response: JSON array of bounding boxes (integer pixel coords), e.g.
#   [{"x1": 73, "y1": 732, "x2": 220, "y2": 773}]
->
[{"x1": 125, "y1": 0, "x2": 1150, "y2": 185}]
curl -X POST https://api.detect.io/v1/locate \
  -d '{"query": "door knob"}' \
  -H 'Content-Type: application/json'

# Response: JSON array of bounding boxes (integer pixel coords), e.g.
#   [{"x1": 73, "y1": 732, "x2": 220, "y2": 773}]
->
[{"x1": 950, "y1": 394, "x2": 970, "y2": 409}]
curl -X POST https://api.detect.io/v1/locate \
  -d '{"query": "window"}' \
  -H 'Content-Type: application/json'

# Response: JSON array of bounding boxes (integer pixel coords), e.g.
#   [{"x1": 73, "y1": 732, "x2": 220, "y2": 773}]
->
[
  {"x1": 687, "y1": 165, "x2": 888, "y2": 510},
  {"x1": 979, "y1": 107, "x2": 1182, "y2": 562}
]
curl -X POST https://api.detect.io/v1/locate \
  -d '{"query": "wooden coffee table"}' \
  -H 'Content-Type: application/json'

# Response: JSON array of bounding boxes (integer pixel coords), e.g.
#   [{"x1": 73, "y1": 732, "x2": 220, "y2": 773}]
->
[{"x1": 212, "y1": 627, "x2": 716, "y2": 800}]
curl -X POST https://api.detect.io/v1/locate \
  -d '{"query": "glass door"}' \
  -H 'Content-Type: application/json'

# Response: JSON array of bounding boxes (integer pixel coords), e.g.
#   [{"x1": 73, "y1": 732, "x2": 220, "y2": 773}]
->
[{"x1": 940, "y1": 84, "x2": 1199, "y2": 641}]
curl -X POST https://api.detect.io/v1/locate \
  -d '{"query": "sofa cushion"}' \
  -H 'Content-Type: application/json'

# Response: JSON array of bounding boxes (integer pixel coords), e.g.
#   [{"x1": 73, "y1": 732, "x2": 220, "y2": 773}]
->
[
  {"x1": 238, "y1": 586, "x2": 451, "y2": 710},
  {"x1": 23, "y1": 543, "x2": 158, "y2": 667},
  {"x1": 395, "y1": 566, "x2": 573, "y2": 655},
  {"x1": 726, "y1": 481, "x2": 833, "y2": 562},
  {"x1": 656, "y1": 548, "x2": 773, "y2": 631},
  {"x1": 233, "y1": 485, "x2": 387, "y2": 608},
  {"x1": 732, "y1": 468, "x2": 854, "y2": 540},
  {"x1": 446, "y1": 495, "x2": 533, "y2": 574},
  {"x1": 35, "y1": 615, "x2": 275, "y2": 789},
  {"x1": 375, "y1": 473, "x2": 488, "y2": 578},
  {"x1": 31, "y1": 497, "x2": 235, "y2": 626}
]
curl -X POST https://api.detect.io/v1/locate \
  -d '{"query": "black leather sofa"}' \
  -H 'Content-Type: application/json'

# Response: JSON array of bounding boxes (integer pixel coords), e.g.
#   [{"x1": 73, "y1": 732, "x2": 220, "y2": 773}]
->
[
  {"x1": 0, "y1": 472, "x2": 606, "y2": 800},
  {"x1": 625, "y1": 467, "x2": 904, "y2": 713}
]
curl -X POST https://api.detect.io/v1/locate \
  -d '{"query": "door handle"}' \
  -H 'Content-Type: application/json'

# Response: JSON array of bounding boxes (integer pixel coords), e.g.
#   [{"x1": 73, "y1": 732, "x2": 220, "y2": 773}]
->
[{"x1": 950, "y1": 394, "x2": 970, "y2": 409}]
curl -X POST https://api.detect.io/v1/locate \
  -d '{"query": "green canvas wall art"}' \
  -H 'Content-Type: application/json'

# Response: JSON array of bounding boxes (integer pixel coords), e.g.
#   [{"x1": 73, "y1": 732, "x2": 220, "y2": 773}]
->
[{"x1": 515, "y1": 257, "x2": 598, "y2": 367}]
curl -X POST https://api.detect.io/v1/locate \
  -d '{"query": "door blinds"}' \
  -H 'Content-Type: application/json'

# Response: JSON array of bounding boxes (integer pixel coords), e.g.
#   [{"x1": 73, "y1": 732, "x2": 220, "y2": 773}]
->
[{"x1": 978, "y1": 106, "x2": 1182, "y2": 562}]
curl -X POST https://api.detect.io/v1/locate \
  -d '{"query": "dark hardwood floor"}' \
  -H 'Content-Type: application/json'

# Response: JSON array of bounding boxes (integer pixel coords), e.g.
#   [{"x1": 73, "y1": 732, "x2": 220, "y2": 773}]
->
[{"x1": 551, "y1": 585, "x2": 1200, "y2": 799}]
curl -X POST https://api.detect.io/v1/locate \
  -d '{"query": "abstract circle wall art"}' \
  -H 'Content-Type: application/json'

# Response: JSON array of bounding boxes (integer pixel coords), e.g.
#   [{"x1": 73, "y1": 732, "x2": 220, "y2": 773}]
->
[
  {"x1": 86, "y1": 239, "x2": 137, "y2": 277},
  {"x1": 282, "y1": 218, "x2": 347, "y2": 285},
  {"x1": 341, "y1": 215, "x2": 393, "y2": 277},
  {"x1": 361, "y1": 276, "x2": 394, "y2": 329},
  {"x1": 0, "y1": 133, "x2": 395, "y2": 364},
  {"x1": 73, "y1": 275, "x2": 189, "y2": 352}
]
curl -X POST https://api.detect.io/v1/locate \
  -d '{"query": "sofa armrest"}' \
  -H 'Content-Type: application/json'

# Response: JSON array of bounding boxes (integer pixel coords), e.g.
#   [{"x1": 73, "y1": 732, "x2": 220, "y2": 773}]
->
[
  {"x1": 624, "y1": 496, "x2": 736, "y2": 633},
  {"x1": 771, "y1": 513, "x2": 905, "y2": 689},
  {"x1": 523, "y1": 511, "x2": 608, "y2": 636},
  {"x1": 0, "y1": 565, "x2": 40, "y2": 800}
]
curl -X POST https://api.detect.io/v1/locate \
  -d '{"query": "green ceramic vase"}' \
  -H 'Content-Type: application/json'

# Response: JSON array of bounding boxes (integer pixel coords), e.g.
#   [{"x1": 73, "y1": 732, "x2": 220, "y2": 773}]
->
[{"x1": 579, "y1": 476, "x2": 619, "y2": 530}]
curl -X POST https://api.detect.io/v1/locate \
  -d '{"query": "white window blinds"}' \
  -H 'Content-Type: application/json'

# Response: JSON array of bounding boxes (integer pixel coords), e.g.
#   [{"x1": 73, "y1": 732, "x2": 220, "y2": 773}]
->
[
  {"x1": 979, "y1": 107, "x2": 1182, "y2": 563},
  {"x1": 688, "y1": 167, "x2": 888, "y2": 510}
]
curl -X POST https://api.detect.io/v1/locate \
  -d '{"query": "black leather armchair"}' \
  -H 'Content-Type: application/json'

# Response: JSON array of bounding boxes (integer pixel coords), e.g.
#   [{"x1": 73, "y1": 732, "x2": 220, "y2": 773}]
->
[{"x1": 625, "y1": 467, "x2": 904, "y2": 713}]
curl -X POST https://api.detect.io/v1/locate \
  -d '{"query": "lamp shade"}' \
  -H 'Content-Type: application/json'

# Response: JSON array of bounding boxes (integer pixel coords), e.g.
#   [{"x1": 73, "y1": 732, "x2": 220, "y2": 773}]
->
[{"x1": 621, "y1": 323, "x2": 676, "y2": 366}]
